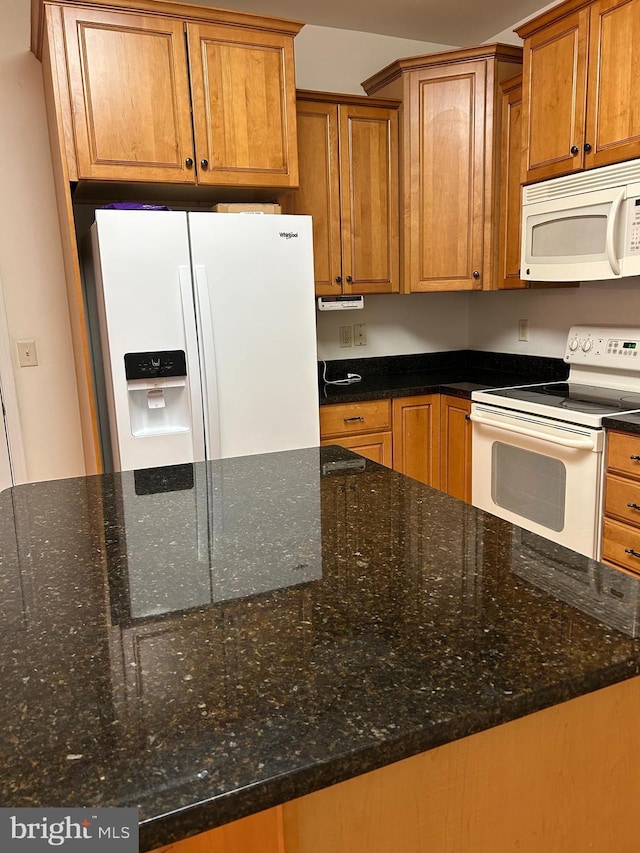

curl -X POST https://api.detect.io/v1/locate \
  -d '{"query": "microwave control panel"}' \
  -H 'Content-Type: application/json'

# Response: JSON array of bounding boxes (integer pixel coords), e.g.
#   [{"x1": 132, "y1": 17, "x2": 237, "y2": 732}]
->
[{"x1": 564, "y1": 325, "x2": 640, "y2": 367}]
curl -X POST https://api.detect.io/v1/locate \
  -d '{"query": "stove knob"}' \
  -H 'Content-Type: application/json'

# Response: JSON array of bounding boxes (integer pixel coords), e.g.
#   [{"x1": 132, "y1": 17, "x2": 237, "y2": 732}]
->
[
  {"x1": 569, "y1": 336, "x2": 579, "y2": 352},
  {"x1": 581, "y1": 338, "x2": 593, "y2": 353}
]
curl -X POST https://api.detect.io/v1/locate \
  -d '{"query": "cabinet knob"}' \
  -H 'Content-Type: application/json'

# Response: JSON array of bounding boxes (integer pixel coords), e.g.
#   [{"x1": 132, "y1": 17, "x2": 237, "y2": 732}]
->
[
  {"x1": 627, "y1": 502, "x2": 640, "y2": 511},
  {"x1": 625, "y1": 548, "x2": 640, "y2": 559},
  {"x1": 570, "y1": 145, "x2": 579, "y2": 155},
  {"x1": 346, "y1": 275, "x2": 353, "y2": 283},
  {"x1": 472, "y1": 270, "x2": 480, "y2": 279},
  {"x1": 583, "y1": 142, "x2": 592, "y2": 153},
  {"x1": 185, "y1": 157, "x2": 194, "y2": 168},
  {"x1": 200, "y1": 159, "x2": 209, "y2": 169},
  {"x1": 335, "y1": 276, "x2": 342, "y2": 284},
  {"x1": 630, "y1": 455, "x2": 640, "y2": 461}
]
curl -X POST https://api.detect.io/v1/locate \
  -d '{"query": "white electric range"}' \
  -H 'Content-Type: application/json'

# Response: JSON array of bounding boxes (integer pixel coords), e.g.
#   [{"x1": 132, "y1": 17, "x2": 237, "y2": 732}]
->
[{"x1": 470, "y1": 326, "x2": 640, "y2": 559}]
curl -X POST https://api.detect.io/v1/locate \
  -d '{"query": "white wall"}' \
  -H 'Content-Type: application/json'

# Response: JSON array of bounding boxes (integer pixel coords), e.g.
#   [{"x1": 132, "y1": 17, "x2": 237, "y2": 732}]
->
[
  {"x1": 468, "y1": 280, "x2": 640, "y2": 357},
  {"x1": 317, "y1": 293, "x2": 469, "y2": 359},
  {"x1": 0, "y1": 1, "x2": 84, "y2": 483},
  {"x1": 295, "y1": 25, "x2": 455, "y2": 94}
]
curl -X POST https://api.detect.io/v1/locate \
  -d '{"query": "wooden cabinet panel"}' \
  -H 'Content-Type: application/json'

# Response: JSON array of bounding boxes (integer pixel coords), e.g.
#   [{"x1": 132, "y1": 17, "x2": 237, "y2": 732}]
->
[
  {"x1": 62, "y1": 6, "x2": 195, "y2": 182},
  {"x1": 319, "y1": 400, "x2": 392, "y2": 439},
  {"x1": 187, "y1": 23, "x2": 298, "y2": 188},
  {"x1": 407, "y1": 63, "x2": 486, "y2": 291},
  {"x1": 339, "y1": 104, "x2": 399, "y2": 294},
  {"x1": 321, "y1": 433, "x2": 393, "y2": 468},
  {"x1": 498, "y1": 74, "x2": 527, "y2": 290},
  {"x1": 602, "y1": 517, "x2": 640, "y2": 574},
  {"x1": 152, "y1": 806, "x2": 285, "y2": 853},
  {"x1": 586, "y1": 0, "x2": 640, "y2": 168},
  {"x1": 606, "y1": 431, "x2": 640, "y2": 478},
  {"x1": 284, "y1": 93, "x2": 399, "y2": 296},
  {"x1": 604, "y1": 473, "x2": 640, "y2": 527},
  {"x1": 439, "y1": 396, "x2": 472, "y2": 502},
  {"x1": 392, "y1": 395, "x2": 441, "y2": 487},
  {"x1": 285, "y1": 102, "x2": 342, "y2": 295},
  {"x1": 522, "y1": 9, "x2": 589, "y2": 183}
]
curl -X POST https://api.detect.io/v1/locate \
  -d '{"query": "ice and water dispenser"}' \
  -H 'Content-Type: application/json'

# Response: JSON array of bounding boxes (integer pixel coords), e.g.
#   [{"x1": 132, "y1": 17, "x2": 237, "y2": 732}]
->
[{"x1": 124, "y1": 349, "x2": 191, "y2": 438}]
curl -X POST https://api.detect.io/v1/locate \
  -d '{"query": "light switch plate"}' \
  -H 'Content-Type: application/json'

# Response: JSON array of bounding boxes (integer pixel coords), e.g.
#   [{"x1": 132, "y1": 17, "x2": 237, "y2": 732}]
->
[{"x1": 16, "y1": 339, "x2": 38, "y2": 367}]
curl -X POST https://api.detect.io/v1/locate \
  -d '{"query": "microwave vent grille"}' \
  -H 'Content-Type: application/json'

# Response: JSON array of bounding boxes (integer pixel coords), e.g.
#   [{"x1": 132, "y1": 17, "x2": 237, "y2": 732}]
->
[{"x1": 523, "y1": 157, "x2": 640, "y2": 204}]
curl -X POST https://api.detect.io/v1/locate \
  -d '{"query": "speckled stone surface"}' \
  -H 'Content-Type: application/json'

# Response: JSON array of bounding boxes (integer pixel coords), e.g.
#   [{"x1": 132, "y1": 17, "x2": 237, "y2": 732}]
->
[
  {"x1": 318, "y1": 350, "x2": 568, "y2": 403},
  {"x1": 603, "y1": 412, "x2": 640, "y2": 434},
  {"x1": 2, "y1": 446, "x2": 640, "y2": 852}
]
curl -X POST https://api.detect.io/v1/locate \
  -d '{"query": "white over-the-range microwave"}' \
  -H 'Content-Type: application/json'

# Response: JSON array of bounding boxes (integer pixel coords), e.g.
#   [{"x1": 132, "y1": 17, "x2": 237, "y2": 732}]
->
[{"x1": 521, "y1": 157, "x2": 640, "y2": 282}]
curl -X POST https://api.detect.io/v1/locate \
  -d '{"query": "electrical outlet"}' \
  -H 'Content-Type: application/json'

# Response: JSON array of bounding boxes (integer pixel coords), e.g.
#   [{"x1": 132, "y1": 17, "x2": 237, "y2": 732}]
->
[
  {"x1": 353, "y1": 323, "x2": 367, "y2": 346},
  {"x1": 16, "y1": 339, "x2": 38, "y2": 367},
  {"x1": 339, "y1": 325, "x2": 353, "y2": 348},
  {"x1": 518, "y1": 319, "x2": 529, "y2": 342}
]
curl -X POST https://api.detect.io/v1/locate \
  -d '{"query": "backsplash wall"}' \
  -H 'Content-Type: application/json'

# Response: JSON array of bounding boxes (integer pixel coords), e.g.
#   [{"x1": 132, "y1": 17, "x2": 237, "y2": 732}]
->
[{"x1": 316, "y1": 292, "x2": 470, "y2": 360}]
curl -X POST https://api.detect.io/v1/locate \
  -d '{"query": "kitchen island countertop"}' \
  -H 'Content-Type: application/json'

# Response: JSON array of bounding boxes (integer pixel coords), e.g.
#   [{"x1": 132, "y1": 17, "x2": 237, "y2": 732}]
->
[{"x1": 1, "y1": 445, "x2": 640, "y2": 851}]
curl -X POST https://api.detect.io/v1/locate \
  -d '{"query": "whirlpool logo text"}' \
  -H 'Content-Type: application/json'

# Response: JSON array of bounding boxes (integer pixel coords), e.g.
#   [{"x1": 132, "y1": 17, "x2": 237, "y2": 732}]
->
[{"x1": 279, "y1": 231, "x2": 299, "y2": 239}]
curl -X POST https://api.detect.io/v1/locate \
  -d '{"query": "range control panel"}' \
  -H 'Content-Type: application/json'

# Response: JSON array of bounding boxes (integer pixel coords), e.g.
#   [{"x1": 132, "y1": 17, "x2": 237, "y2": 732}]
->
[
  {"x1": 564, "y1": 326, "x2": 640, "y2": 368},
  {"x1": 124, "y1": 350, "x2": 187, "y2": 380}
]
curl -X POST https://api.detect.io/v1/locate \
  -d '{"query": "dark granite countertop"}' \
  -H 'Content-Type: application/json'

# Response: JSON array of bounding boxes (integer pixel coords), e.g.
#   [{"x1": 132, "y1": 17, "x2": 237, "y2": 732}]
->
[
  {"x1": 318, "y1": 350, "x2": 569, "y2": 404},
  {"x1": 2, "y1": 446, "x2": 640, "y2": 851},
  {"x1": 603, "y1": 412, "x2": 640, "y2": 435}
]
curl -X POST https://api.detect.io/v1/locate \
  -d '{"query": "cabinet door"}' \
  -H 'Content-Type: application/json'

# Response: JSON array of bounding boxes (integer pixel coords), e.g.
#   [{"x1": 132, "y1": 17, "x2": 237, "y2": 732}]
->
[
  {"x1": 283, "y1": 102, "x2": 342, "y2": 296},
  {"x1": 62, "y1": 7, "x2": 195, "y2": 182},
  {"x1": 321, "y1": 434, "x2": 393, "y2": 468},
  {"x1": 152, "y1": 806, "x2": 285, "y2": 853},
  {"x1": 440, "y1": 396, "x2": 472, "y2": 503},
  {"x1": 405, "y1": 62, "x2": 486, "y2": 291},
  {"x1": 585, "y1": 0, "x2": 640, "y2": 169},
  {"x1": 187, "y1": 23, "x2": 298, "y2": 188},
  {"x1": 339, "y1": 104, "x2": 400, "y2": 295},
  {"x1": 392, "y1": 396, "x2": 440, "y2": 487},
  {"x1": 498, "y1": 75, "x2": 527, "y2": 290},
  {"x1": 522, "y1": 9, "x2": 589, "y2": 183}
]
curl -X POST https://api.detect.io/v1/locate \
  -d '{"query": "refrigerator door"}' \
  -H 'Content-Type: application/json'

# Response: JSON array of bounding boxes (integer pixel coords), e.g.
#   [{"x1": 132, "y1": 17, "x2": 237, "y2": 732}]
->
[
  {"x1": 187, "y1": 213, "x2": 319, "y2": 459},
  {"x1": 87, "y1": 210, "x2": 205, "y2": 471}
]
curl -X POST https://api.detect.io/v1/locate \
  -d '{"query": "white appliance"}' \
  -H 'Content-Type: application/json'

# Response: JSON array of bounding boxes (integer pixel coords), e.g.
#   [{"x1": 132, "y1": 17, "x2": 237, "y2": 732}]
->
[
  {"x1": 521, "y1": 157, "x2": 640, "y2": 281},
  {"x1": 471, "y1": 325, "x2": 640, "y2": 559},
  {"x1": 83, "y1": 210, "x2": 319, "y2": 472}
]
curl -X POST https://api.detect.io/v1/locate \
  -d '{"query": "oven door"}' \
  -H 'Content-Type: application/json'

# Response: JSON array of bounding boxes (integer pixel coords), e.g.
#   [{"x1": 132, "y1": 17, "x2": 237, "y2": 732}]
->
[{"x1": 470, "y1": 403, "x2": 604, "y2": 559}]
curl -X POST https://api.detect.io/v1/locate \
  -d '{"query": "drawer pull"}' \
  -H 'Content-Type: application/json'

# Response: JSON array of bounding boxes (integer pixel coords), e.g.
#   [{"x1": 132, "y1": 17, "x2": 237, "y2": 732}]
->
[
  {"x1": 343, "y1": 416, "x2": 365, "y2": 423},
  {"x1": 627, "y1": 502, "x2": 640, "y2": 511},
  {"x1": 624, "y1": 548, "x2": 640, "y2": 559},
  {"x1": 630, "y1": 455, "x2": 640, "y2": 461}
]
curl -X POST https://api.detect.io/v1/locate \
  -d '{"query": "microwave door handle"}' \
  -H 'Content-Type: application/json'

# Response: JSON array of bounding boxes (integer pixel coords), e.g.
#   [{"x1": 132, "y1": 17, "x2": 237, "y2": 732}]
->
[
  {"x1": 469, "y1": 411, "x2": 595, "y2": 450},
  {"x1": 605, "y1": 188, "x2": 625, "y2": 276}
]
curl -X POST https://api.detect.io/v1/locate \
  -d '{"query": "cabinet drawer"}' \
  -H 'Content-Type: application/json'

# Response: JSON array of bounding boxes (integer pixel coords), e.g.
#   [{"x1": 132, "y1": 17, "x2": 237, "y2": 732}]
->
[
  {"x1": 604, "y1": 474, "x2": 640, "y2": 529},
  {"x1": 319, "y1": 400, "x2": 391, "y2": 438},
  {"x1": 601, "y1": 518, "x2": 640, "y2": 575},
  {"x1": 606, "y1": 432, "x2": 640, "y2": 480}
]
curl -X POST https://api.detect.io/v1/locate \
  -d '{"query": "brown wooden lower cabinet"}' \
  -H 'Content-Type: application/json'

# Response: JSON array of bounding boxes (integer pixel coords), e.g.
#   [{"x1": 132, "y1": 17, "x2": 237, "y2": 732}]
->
[
  {"x1": 391, "y1": 395, "x2": 440, "y2": 487},
  {"x1": 439, "y1": 395, "x2": 472, "y2": 502},
  {"x1": 152, "y1": 806, "x2": 284, "y2": 853},
  {"x1": 602, "y1": 430, "x2": 640, "y2": 576},
  {"x1": 319, "y1": 393, "x2": 472, "y2": 499}
]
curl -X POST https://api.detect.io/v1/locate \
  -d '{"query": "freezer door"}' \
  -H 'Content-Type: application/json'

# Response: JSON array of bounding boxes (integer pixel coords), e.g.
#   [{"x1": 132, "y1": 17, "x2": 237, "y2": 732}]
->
[
  {"x1": 187, "y1": 213, "x2": 319, "y2": 459},
  {"x1": 88, "y1": 210, "x2": 205, "y2": 471}
]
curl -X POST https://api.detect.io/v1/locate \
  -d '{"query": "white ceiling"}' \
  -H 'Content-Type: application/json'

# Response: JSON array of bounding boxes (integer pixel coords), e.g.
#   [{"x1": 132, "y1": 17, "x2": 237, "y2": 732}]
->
[{"x1": 194, "y1": 0, "x2": 553, "y2": 46}]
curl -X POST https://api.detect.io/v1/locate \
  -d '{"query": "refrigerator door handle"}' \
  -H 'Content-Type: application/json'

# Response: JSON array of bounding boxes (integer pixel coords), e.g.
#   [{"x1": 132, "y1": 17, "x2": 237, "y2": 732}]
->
[
  {"x1": 192, "y1": 264, "x2": 222, "y2": 459},
  {"x1": 178, "y1": 265, "x2": 206, "y2": 462}
]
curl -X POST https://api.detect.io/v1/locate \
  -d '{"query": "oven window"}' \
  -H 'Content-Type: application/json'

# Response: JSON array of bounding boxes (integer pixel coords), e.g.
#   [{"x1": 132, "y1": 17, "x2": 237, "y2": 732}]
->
[
  {"x1": 491, "y1": 442, "x2": 566, "y2": 532},
  {"x1": 531, "y1": 214, "x2": 607, "y2": 257}
]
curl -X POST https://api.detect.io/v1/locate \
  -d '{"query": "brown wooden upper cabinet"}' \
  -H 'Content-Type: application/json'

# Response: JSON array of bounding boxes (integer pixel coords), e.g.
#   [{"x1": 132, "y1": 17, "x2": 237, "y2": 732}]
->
[
  {"x1": 363, "y1": 45, "x2": 522, "y2": 293},
  {"x1": 36, "y1": 1, "x2": 301, "y2": 188},
  {"x1": 282, "y1": 92, "x2": 400, "y2": 296},
  {"x1": 518, "y1": 0, "x2": 640, "y2": 184},
  {"x1": 498, "y1": 74, "x2": 528, "y2": 290}
]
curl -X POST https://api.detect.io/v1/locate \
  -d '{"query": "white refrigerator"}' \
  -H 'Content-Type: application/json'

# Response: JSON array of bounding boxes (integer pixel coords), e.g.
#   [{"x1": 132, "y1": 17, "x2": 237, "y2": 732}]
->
[{"x1": 83, "y1": 209, "x2": 319, "y2": 472}]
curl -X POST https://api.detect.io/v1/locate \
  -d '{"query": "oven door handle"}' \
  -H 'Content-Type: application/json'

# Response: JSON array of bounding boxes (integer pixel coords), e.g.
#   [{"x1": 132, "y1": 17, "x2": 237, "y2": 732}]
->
[{"x1": 469, "y1": 411, "x2": 596, "y2": 450}]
